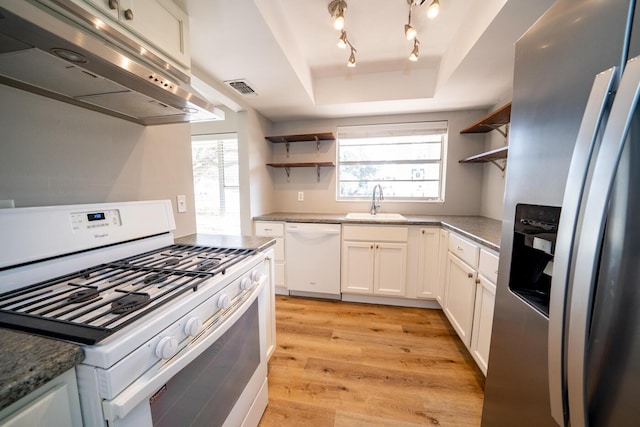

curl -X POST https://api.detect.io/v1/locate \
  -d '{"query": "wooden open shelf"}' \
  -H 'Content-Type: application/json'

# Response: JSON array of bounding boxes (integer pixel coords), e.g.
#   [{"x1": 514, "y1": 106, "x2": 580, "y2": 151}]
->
[
  {"x1": 460, "y1": 103, "x2": 511, "y2": 134},
  {"x1": 265, "y1": 132, "x2": 335, "y2": 143},
  {"x1": 266, "y1": 162, "x2": 335, "y2": 182},
  {"x1": 459, "y1": 146, "x2": 508, "y2": 164}
]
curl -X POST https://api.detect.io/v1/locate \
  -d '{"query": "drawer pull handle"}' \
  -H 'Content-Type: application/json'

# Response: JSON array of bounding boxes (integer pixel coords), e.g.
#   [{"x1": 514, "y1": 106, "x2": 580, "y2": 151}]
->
[
  {"x1": 475, "y1": 279, "x2": 481, "y2": 284},
  {"x1": 457, "y1": 246, "x2": 463, "y2": 251},
  {"x1": 264, "y1": 228, "x2": 272, "y2": 231},
  {"x1": 467, "y1": 273, "x2": 473, "y2": 278}
]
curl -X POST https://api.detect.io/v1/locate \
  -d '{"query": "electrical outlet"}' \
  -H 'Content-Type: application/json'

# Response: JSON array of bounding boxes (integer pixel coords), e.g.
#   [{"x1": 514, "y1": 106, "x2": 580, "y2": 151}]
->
[
  {"x1": 176, "y1": 195, "x2": 187, "y2": 213},
  {"x1": 297, "y1": 191, "x2": 304, "y2": 202}
]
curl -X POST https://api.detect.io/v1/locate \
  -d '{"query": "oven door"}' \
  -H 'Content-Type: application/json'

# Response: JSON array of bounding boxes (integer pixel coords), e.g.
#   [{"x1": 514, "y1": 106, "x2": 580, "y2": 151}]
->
[{"x1": 101, "y1": 276, "x2": 268, "y2": 427}]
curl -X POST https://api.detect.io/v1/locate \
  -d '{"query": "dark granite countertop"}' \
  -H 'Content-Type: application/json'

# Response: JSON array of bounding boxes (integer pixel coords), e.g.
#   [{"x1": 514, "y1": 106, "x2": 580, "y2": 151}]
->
[
  {"x1": 175, "y1": 234, "x2": 276, "y2": 251},
  {"x1": 0, "y1": 329, "x2": 83, "y2": 411},
  {"x1": 253, "y1": 212, "x2": 502, "y2": 252}
]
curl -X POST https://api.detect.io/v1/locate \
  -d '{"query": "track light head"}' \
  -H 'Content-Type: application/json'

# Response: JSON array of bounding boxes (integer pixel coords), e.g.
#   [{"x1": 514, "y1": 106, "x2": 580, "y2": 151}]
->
[
  {"x1": 405, "y1": 24, "x2": 417, "y2": 41},
  {"x1": 328, "y1": 0, "x2": 348, "y2": 30},
  {"x1": 337, "y1": 30, "x2": 348, "y2": 48},
  {"x1": 409, "y1": 39, "x2": 420, "y2": 61},
  {"x1": 427, "y1": 0, "x2": 440, "y2": 19},
  {"x1": 347, "y1": 48, "x2": 356, "y2": 67}
]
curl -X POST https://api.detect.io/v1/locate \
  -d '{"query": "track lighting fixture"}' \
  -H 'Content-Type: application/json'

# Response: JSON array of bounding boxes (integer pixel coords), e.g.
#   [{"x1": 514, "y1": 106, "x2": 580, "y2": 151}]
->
[
  {"x1": 409, "y1": 38, "x2": 420, "y2": 61},
  {"x1": 328, "y1": 0, "x2": 348, "y2": 31},
  {"x1": 326, "y1": 0, "x2": 442, "y2": 68},
  {"x1": 427, "y1": 0, "x2": 440, "y2": 19}
]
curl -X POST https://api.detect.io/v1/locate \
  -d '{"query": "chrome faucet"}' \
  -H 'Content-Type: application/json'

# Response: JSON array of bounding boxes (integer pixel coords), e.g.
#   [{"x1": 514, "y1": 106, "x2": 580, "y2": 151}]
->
[{"x1": 370, "y1": 184, "x2": 384, "y2": 215}]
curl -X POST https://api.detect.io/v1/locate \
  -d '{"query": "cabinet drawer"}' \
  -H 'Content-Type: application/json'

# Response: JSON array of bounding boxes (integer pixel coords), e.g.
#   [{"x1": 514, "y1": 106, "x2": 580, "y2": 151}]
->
[
  {"x1": 255, "y1": 221, "x2": 284, "y2": 237},
  {"x1": 343, "y1": 225, "x2": 408, "y2": 242},
  {"x1": 478, "y1": 249, "x2": 499, "y2": 283},
  {"x1": 449, "y1": 233, "x2": 479, "y2": 268}
]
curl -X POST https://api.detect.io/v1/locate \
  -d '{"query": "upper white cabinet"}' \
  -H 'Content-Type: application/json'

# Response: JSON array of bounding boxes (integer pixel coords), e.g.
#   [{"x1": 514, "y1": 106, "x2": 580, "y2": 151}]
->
[
  {"x1": 416, "y1": 227, "x2": 440, "y2": 299},
  {"x1": 342, "y1": 225, "x2": 408, "y2": 297},
  {"x1": 73, "y1": 0, "x2": 191, "y2": 71}
]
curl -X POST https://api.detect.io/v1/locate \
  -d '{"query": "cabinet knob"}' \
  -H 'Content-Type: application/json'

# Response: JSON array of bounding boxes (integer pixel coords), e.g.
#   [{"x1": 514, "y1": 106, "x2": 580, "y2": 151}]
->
[
  {"x1": 467, "y1": 273, "x2": 473, "y2": 278},
  {"x1": 108, "y1": 0, "x2": 118, "y2": 10},
  {"x1": 422, "y1": 230, "x2": 425, "y2": 234},
  {"x1": 124, "y1": 8, "x2": 134, "y2": 20},
  {"x1": 475, "y1": 279, "x2": 481, "y2": 284},
  {"x1": 370, "y1": 245, "x2": 374, "y2": 250},
  {"x1": 376, "y1": 245, "x2": 379, "y2": 249}
]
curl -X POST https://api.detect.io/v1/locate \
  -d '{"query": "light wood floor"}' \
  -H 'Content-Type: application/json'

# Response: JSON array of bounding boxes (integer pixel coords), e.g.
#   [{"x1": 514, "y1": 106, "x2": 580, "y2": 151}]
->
[{"x1": 258, "y1": 296, "x2": 485, "y2": 427}]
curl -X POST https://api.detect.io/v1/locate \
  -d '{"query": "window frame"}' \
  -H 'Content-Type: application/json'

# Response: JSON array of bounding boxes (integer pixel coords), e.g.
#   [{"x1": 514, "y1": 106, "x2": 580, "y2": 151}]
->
[{"x1": 335, "y1": 121, "x2": 448, "y2": 203}]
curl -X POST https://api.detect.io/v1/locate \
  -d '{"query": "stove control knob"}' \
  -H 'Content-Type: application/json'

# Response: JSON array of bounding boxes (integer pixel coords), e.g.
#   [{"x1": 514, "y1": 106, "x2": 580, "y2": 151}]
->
[
  {"x1": 218, "y1": 294, "x2": 231, "y2": 309},
  {"x1": 241, "y1": 277, "x2": 254, "y2": 291},
  {"x1": 184, "y1": 317, "x2": 203, "y2": 337},
  {"x1": 250, "y1": 270, "x2": 261, "y2": 282},
  {"x1": 156, "y1": 336, "x2": 179, "y2": 360}
]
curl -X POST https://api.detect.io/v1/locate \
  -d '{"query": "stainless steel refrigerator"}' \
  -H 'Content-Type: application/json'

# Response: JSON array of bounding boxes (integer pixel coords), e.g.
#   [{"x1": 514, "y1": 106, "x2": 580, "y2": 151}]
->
[{"x1": 482, "y1": 0, "x2": 640, "y2": 425}]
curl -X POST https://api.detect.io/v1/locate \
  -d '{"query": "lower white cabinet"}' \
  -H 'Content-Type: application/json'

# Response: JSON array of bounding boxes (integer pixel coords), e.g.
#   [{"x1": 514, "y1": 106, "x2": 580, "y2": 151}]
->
[
  {"x1": 416, "y1": 228, "x2": 440, "y2": 298},
  {"x1": 443, "y1": 232, "x2": 499, "y2": 375},
  {"x1": 341, "y1": 225, "x2": 408, "y2": 297},
  {"x1": 0, "y1": 369, "x2": 82, "y2": 427},
  {"x1": 470, "y1": 274, "x2": 496, "y2": 375},
  {"x1": 254, "y1": 221, "x2": 286, "y2": 293},
  {"x1": 443, "y1": 252, "x2": 477, "y2": 347},
  {"x1": 436, "y1": 228, "x2": 449, "y2": 305}
]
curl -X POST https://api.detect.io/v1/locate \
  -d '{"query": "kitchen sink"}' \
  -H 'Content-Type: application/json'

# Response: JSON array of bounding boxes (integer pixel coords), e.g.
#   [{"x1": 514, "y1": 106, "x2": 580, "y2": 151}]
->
[{"x1": 345, "y1": 213, "x2": 406, "y2": 221}]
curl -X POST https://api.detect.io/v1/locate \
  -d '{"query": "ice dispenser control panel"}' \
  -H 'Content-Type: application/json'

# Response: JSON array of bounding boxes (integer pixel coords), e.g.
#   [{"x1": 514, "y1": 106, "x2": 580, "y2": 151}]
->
[{"x1": 71, "y1": 209, "x2": 122, "y2": 232}]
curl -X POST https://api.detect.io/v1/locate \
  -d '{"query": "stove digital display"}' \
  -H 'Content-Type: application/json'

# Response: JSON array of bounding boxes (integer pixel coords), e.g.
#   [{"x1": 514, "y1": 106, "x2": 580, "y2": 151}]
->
[{"x1": 87, "y1": 212, "x2": 106, "y2": 222}]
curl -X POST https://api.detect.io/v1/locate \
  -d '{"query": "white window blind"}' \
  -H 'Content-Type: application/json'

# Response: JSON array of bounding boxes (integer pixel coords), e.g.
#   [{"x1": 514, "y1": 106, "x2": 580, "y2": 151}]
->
[{"x1": 337, "y1": 121, "x2": 447, "y2": 201}]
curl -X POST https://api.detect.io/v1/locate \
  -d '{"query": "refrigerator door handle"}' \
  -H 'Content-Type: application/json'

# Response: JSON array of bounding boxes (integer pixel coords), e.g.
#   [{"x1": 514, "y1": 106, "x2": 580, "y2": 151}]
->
[
  {"x1": 567, "y1": 55, "x2": 640, "y2": 427},
  {"x1": 548, "y1": 67, "x2": 617, "y2": 427}
]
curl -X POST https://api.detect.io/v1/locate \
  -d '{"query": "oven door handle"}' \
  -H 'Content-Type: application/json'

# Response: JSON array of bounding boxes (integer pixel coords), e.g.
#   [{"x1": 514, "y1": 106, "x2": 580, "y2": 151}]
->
[{"x1": 101, "y1": 279, "x2": 265, "y2": 423}]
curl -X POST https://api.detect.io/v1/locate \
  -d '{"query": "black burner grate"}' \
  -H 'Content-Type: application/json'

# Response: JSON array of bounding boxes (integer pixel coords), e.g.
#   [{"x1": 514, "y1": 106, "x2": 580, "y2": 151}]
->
[{"x1": 0, "y1": 245, "x2": 256, "y2": 344}]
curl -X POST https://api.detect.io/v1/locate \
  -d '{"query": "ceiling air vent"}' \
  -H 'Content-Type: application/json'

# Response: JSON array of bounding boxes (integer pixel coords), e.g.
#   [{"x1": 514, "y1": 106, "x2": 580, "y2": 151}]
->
[{"x1": 225, "y1": 79, "x2": 258, "y2": 96}]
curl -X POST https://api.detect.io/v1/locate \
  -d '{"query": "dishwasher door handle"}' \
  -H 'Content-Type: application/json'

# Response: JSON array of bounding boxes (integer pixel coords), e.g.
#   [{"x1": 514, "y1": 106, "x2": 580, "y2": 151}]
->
[{"x1": 286, "y1": 227, "x2": 341, "y2": 237}]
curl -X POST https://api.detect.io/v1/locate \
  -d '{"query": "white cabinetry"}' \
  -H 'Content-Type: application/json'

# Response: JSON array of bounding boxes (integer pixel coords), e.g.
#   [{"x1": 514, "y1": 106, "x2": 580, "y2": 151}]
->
[
  {"x1": 436, "y1": 228, "x2": 449, "y2": 305},
  {"x1": 0, "y1": 369, "x2": 82, "y2": 427},
  {"x1": 470, "y1": 249, "x2": 499, "y2": 374},
  {"x1": 416, "y1": 228, "x2": 440, "y2": 299},
  {"x1": 255, "y1": 221, "x2": 287, "y2": 294},
  {"x1": 444, "y1": 252, "x2": 477, "y2": 347},
  {"x1": 342, "y1": 225, "x2": 408, "y2": 297},
  {"x1": 72, "y1": 0, "x2": 190, "y2": 71}
]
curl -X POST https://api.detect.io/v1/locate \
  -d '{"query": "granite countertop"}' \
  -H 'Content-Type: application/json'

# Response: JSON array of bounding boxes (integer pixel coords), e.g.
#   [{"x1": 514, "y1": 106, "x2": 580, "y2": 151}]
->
[
  {"x1": 175, "y1": 234, "x2": 276, "y2": 251},
  {"x1": 254, "y1": 212, "x2": 502, "y2": 252},
  {"x1": 0, "y1": 329, "x2": 83, "y2": 411}
]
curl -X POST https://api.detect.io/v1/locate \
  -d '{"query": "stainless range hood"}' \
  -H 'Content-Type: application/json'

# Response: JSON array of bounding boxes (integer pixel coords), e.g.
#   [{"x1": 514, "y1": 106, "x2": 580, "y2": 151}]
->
[{"x1": 0, "y1": 0, "x2": 224, "y2": 125}]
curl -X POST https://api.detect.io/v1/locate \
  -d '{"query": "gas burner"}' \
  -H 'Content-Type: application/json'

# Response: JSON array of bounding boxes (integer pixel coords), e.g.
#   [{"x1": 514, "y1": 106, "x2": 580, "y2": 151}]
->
[
  {"x1": 68, "y1": 287, "x2": 100, "y2": 303},
  {"x1": 163, "y1": 258, "x2": 181, "y2": 267},
  {"x1": 198, "y1": 258, "x2": 221, "y2": 270},
  {"x1": 143, "y1": 273, "x2": 166, "y2": 285},
  {"x1": 111, "y1": 292, "x2": 151, "y2": 314}
]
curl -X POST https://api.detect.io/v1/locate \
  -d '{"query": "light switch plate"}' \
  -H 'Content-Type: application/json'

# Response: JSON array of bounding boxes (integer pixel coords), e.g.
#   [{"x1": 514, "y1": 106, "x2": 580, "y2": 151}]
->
[
  {"x1": 176, "y1": 195, "x2": 187, "y2": 213},
  {"x1": 297, "y1": 192, "x2": 304, "y2": 201}
]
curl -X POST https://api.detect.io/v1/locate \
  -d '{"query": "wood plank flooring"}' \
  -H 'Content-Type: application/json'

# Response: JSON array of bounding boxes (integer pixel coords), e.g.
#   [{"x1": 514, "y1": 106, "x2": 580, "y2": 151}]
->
[{"x1": 258, "y1": 296, "x2": 485, "y2": 427}]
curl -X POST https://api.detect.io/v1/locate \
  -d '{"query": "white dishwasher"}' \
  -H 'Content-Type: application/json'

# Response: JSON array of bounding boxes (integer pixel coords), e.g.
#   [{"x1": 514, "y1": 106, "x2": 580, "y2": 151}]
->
[{"x1": 285, "y1": 222, "x2": 342, "y2": 299}]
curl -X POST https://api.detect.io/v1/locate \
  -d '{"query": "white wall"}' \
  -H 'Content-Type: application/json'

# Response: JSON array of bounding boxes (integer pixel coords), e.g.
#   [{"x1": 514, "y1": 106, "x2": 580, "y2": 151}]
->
[
  {"x1": 268, "y1": 110, "x2": 489, "y2": 215},
  {"x1": 479, "y1": 99, "x2": 510, "y2": 220},
  {"x1": 0, "y1": 85, "x2": 197, "y2": 237}
]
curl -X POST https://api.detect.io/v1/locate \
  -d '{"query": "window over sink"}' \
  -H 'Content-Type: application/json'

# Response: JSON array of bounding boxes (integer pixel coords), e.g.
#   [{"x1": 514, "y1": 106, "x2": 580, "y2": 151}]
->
[{"x1": 336, "y1": 121, "x2": 448, "y2": 201}]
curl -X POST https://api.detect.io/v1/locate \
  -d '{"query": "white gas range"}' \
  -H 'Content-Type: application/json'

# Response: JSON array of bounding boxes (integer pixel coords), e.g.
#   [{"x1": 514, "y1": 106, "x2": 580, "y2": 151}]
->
[{"x1": 0, "y1": 200, "x2": 274, "y2": 426}]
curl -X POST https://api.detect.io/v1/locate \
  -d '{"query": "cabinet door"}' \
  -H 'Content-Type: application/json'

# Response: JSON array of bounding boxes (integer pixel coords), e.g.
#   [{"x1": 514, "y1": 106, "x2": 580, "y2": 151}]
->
[
  {"x1": 436, "y1": 229, "x2": 449, "y2": 305},
  {"x1": 119, "y1": 0, "x2": 190, "y2": 67},
  {"x1": 373, "y1": 242, "x2": 407, "y2": 296},
  {"x1": 341, "y1": 241, "x2": 374, "y2": 294},
  {"x1": 417, "y1": 228, "x2": 439, "y2": 298},
  {"x1": 470, "y1": 275, "x2": 496, "y2": 375},
  {"x1": 443, "y1": 253, "x2": 476, "y2": 347}
]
